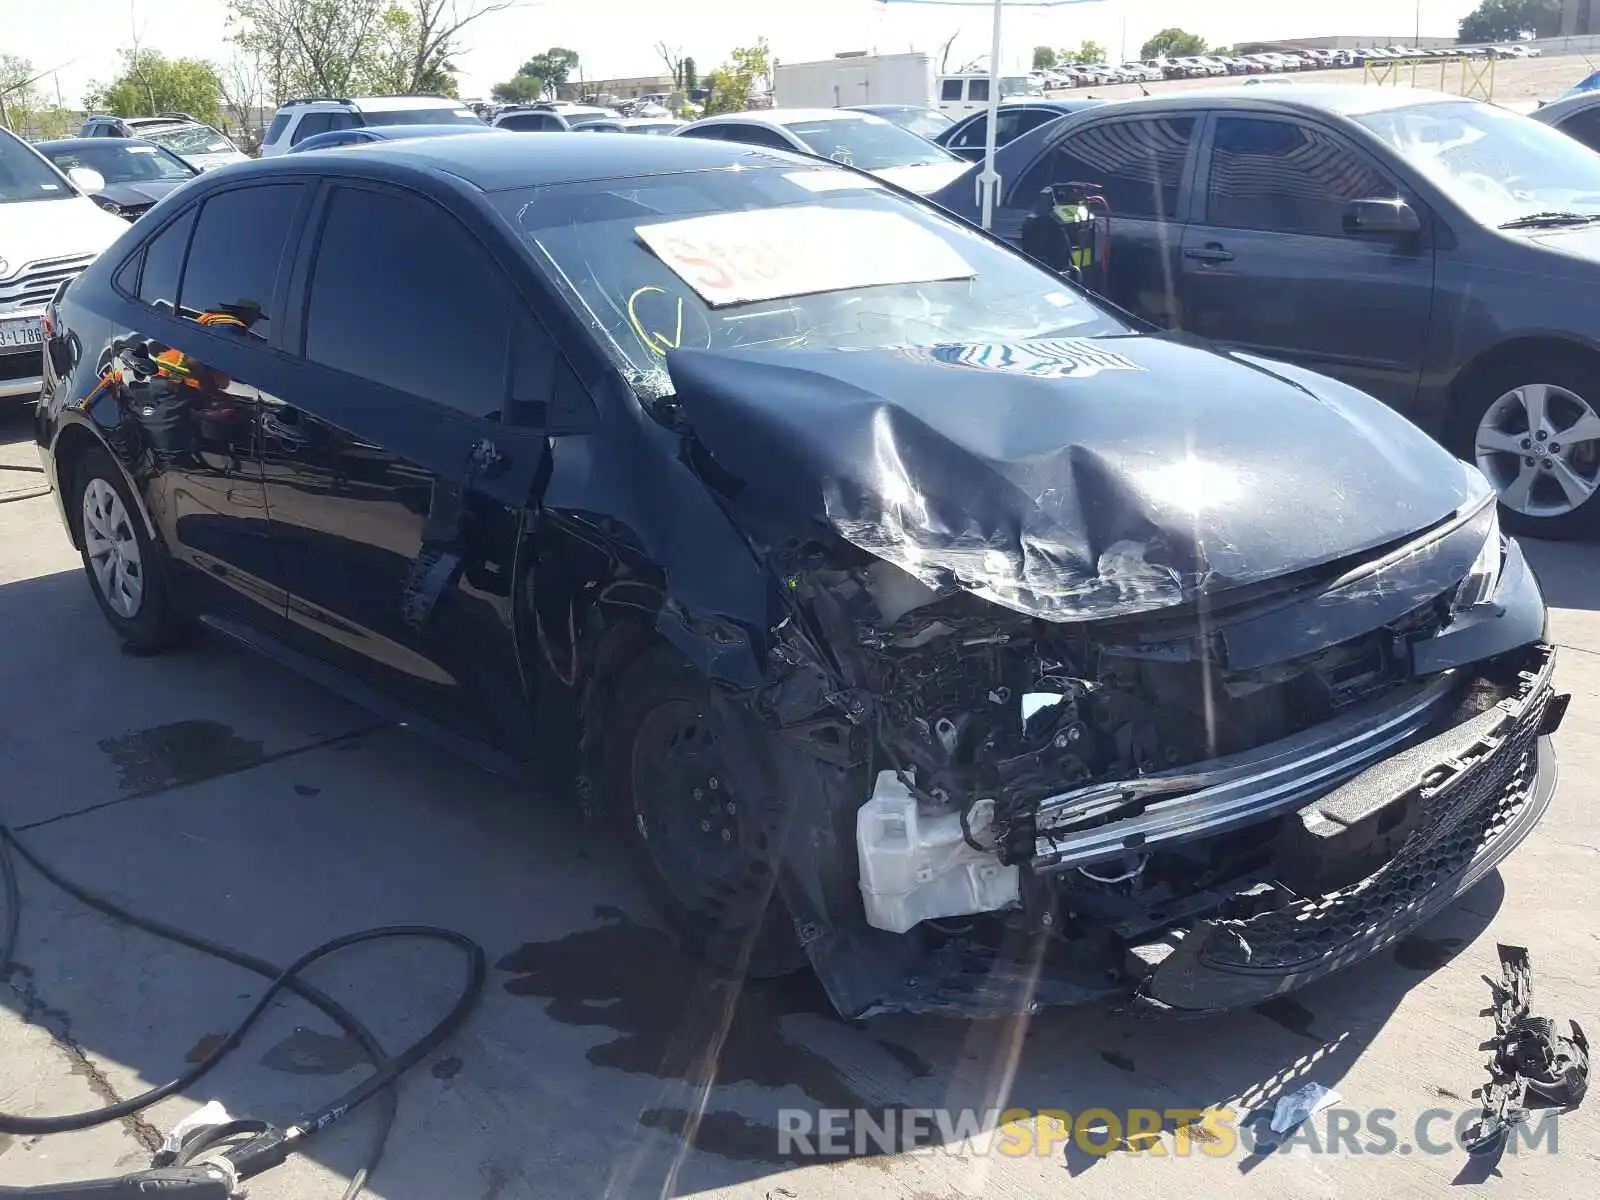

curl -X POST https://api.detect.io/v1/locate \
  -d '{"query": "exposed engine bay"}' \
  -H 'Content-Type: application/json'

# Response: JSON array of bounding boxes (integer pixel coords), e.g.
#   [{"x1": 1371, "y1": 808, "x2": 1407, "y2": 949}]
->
[{"x1": 747, "y1": 526, "x2": 1563, "y2": 1018}]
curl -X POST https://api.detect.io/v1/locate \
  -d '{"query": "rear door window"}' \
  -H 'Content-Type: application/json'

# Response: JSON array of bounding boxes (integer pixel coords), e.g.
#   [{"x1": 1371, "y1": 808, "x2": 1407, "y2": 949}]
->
[
  {"x1": 1044, "y1": 116, "x2": 1196, "y2": 219},
  {"x1": 177, "y1": 184, "x2": 305, "y2": 339},
  {"x1": 968, "y1": 79, "x2": 990, "y2": 103},
  {"x1": 135, "y1": 208, "x2": 196, "y2": 310},
  {"x1": 290, "y1": 112, "x2": 357, "y2": 144},
  {"x1": 939, "y1": 78, "x2": 963, "y2": 102}
]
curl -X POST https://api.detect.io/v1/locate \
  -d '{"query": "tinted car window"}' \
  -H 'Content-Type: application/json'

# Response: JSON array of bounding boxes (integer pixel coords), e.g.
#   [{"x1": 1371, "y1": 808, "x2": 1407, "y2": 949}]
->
[
  {"x1": 940, "y1": 79, "x2": 962, "y2": 102},
  {"x1": 1207, "y1": 117, "x2": 1391, "y2": 236},
  {"x1": 136, "y1": 208, "x2": 196, "y2": 310},
  {"x1": 178, "y1": 185, "x2": 304, "y2": 339},
  {"x1": 1557, "y1": 104, "x2": 1600, "y2": 152},
  {"x1": 1047, "y1": 116, "x2": 1195, "y2": 219},
  {"x1": 361, "y1": 107, "x2": 482, "y2": 127},
  {"x1": 969, "y1": 79, "x2": 990, "y2": 102},
  {"x1": 290, "y1": 112, "x2": 357, "y2": 144},
  {"x1": 952, "y1": 107, "x2": 1054, "y2": 150},
  {"x1": 688, "y1": 123, "x2": 794, "y2": 151},
  {"x1": 305, "y1": 186, "x2": 511, "y2": 420},
  {"x1": 497, "y1": 112, "x2": 562, "y2": 132},
  {"x1": 264, "y1": 111, "x2": 291, "y2": 144}
]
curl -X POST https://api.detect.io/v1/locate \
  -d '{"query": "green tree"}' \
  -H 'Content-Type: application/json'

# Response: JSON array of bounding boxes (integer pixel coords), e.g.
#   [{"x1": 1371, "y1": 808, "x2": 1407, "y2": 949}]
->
[
  {"x1": 85, "y1": 50, "x2": 224, "y2": 124},
  {"x1": 227, "y1": 0, "x2": 500, "y2": 101},
  {"x1": 1141, "y1": 28, "x2": 1208, "y2": 59},
  {"x1": 682, "y1": 56, "x2": 697, "y2": 91},
  {"x1": 702, "y1": 39, "x2": 770, "y2": 115},
  {"x1": 0, "y1": 55, "x2": 75, "y2": 137},
  {"x1": 1032, "y1": 46, "x2": 1057, "y2": 70},
  {"x1": 1060, "y1": 40, "x2": 1107, "y2": 64},
  {"x1": 1459, "y1": 0, "x2": 1561, "y2": 42},
  {"x1": 490, "y1": 74, "x2": 543, "y2": 103}
]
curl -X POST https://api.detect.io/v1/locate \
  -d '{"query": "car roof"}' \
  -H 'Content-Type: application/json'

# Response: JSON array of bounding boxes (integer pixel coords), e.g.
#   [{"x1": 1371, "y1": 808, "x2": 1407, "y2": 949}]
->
[
  {"x1": 700, "y1": 108, "x2": 889, "y2": 127},
  {"x1": 238, "y1": 129, "x2": 816, "y2": 190},
  {"x1": 34, "y1": 136, "x2": 167, "y2": 152},
  {"x1": 348, "y1": 95, "x2": 464, "y2": 111},
  {"x1": 1531, "y1": 91, "x2": 1600, "y2": 121},
  {"x1": 1099, "y1": 84, "x2": 1470, "y2": 118}
]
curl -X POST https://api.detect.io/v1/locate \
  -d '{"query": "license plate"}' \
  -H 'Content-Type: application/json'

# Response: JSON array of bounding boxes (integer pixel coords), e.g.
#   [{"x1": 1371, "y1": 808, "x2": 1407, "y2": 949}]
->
[{"x1": 0, "y1": 316, "x2": 43, "y2": 350}]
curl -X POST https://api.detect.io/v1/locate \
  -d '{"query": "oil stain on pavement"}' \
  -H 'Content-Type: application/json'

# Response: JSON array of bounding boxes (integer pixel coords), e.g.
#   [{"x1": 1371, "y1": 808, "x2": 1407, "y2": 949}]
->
[
  {"x1": 497, "y1": 907, "x2": 894, "y2": 1164},
  {"x1": 98, "y1": 720, "x2": 265, "y2": 793},
  {"x1": 261, "y1": 1028, "x2": 365, "y2": 1076}
]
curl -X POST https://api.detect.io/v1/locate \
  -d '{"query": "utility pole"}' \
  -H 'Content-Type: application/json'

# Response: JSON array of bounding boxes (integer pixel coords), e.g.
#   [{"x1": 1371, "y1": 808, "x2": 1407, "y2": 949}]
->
[{"x1": 1415, "y1": 0, "x2": 1423, "y2": 47}]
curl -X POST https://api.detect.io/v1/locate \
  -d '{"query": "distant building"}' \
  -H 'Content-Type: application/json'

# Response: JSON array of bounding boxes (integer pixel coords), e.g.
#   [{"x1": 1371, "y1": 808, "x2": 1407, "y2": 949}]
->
[
  {"x1": 1562, "y1": 0, "x2": 1600, "y2": 36},
  {"x1": 555, "y1": 74, "x2": 676, "y2": 102}
]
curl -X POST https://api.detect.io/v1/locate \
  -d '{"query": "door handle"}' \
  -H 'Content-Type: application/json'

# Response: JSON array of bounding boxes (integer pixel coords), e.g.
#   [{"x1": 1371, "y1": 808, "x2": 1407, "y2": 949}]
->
[{"x1": 1184, "y1": 244, "x2": 1234, "y2": 263}]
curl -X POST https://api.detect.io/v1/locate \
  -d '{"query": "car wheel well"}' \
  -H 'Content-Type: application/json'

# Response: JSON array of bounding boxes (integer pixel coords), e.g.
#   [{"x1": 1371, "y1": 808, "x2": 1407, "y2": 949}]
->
[
  {"x1": 52, "y1": 425, "x2": 110, "y2": 550},
  {"x1": 1448, "y1": 337, "x2": 1600, "y2": 429}
]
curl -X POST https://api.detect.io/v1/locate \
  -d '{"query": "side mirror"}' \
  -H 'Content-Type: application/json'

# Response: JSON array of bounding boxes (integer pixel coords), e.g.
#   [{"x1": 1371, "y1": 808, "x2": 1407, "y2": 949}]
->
[
  {"x1": 67, "y1": 167, "x2": 107, "y2": 195},
  {"x1": 1344, "y1": 196, "x2": 1422, "y2": 236}
]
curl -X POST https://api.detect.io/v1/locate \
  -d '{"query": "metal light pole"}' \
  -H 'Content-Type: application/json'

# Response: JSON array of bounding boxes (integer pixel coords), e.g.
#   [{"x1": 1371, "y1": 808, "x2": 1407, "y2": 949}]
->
[{"x1": 978, "y1": 0, "x2": 1005, "y2": 228}]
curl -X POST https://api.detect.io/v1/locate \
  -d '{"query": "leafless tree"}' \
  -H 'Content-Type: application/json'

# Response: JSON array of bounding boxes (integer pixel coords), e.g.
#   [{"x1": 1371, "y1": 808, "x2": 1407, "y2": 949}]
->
[
  {"x1": 938, "y1": 31, "x2": 960, "y2": 74},
  {"x1": 128, "y1": 1, "x2": 158, "y2": 114},
  {"x1": 217, "y1": 51, "x2": 268, "y2": 151},
  {"x1": 655, "y1": 40, "x2": 685, "y2": 88},
  {"x1": 403, "y1": 1, "x2": 514, "y2": 93}
]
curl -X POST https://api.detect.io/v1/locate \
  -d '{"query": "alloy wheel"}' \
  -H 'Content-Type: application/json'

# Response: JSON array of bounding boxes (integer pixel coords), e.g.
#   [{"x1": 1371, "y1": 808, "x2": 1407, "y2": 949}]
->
[
  {"x1": 1474, "y1": 382, "x2": 1600, "y2": 519},
  {"x1": 81, "y1": 478, "x2": 144, "y2": 619}
]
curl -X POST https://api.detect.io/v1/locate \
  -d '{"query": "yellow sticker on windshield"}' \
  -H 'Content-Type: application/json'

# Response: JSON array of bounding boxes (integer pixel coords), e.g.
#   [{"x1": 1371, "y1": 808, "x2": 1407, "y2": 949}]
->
[{"x1": 636, "y1": 205, "x2": 975, "y2": 308}]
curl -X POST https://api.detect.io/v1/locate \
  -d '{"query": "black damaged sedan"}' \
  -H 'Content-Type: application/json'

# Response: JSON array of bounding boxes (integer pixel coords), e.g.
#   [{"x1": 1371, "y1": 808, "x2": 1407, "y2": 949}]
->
[{"x1": 36, "y1": 134, "x2": 1563, "y2": 1018}]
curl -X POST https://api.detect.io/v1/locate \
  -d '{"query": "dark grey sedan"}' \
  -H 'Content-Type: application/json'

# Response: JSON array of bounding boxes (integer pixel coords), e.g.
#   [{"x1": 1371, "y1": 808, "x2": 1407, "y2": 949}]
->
[
  {"x1": 1529, "y1": 90, "x2": 1600, "y2": 152},
  {"x1": 34, "y1": 137, "x2": 200, "y2": 221},
  {"x1": 932, "y1": 86, "x2": 1600, "y2": 539}
]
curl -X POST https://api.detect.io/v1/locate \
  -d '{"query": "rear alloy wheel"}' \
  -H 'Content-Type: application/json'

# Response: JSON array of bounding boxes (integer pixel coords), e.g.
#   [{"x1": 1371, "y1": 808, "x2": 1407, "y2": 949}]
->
[
  {"x1": 599, "y1": 646, "x2": 808, "y2": 979},
  {"x1": 1457, "y1": 363, "x2": 1600, "y2": 539},
  {"x1": 72, "y1": 445, "x2": 186, "y2": 651}
]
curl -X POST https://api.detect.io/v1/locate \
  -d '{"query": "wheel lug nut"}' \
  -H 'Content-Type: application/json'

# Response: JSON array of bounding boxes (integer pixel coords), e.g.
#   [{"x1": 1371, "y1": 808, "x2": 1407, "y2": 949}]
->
[
  {"x1": 1525, "y1": 456, "x2": 1537, "y2": 466},
  {"x1": 725, "y1": 802, "x2": 736, "y2": 815},
  {"x1": 700, "y1": 820, "x2": 711, "y2": 832},
  {"x1": 721, "y1": 828, "x2": 732, "y2": 843},
  {"x1": 1536, "y1": 430, "x2": 1548, "y2": 440},
  {"x1": 692, "y1": 787, "x2": 703, "y2": 801},
  {"x1": 1543, "y1": 459, "x2": 1554, "y2": 469},
  {"x1": 1521, "y1": 438, "x2": 1532, "y2": 450},
  {"x1": 708, "y1": 776, "x2": 719, "y2": 790},
  {"x1": 1550, "y1": 442, "x2": 1561, "y2": 453}
]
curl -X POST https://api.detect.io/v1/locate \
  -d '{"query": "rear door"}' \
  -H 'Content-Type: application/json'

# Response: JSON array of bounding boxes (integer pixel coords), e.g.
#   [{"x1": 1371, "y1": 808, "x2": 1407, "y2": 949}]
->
[
  {"x1": 997, "y1": 112, "x2": 1200, "y2": 326},
  {"x1": 108, "y1": 182, "x2": 312, "y2": 624},
  {"x1": 1178, "y1": 112, "x2": 1435, "y2": 411},
  {"x1": 260, "y1": 180, "x2": 571, "y2": 747}
]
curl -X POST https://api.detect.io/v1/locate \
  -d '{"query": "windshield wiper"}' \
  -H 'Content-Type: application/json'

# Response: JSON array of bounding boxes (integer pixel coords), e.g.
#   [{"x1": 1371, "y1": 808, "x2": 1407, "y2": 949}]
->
[{"x1": 1498, "y1": 211, "x2": 1600, "y2": 229}]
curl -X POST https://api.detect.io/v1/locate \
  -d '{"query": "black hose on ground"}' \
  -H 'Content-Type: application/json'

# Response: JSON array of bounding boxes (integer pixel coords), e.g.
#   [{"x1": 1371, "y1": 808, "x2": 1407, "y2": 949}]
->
[{"x1": 0, "y1": 824, "x2": 486, "y2": 1199}]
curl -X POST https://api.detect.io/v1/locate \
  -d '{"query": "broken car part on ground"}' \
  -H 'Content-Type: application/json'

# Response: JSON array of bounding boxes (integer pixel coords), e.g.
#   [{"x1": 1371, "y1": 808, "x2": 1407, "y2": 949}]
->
[
  {"x1": 35, "y1": 134, "x2": 1565, "y2": 1023},
  {"x1": 1464, "y1": 944, "x2": 1590, "y2": 1156}
]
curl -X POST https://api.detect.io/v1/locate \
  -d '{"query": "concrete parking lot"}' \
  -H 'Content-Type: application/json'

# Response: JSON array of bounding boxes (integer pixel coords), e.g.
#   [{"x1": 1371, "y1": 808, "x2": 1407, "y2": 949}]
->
[{"x1": 1, "y1": 404, "x2": 1596, "y2": 1199}]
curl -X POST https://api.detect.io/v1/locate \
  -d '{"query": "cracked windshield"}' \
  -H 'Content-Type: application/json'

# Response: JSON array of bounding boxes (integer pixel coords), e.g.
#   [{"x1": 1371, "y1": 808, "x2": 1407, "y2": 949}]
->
[{"x1": 0, "y1": 1, "x2": 1595, "y2": 1198}]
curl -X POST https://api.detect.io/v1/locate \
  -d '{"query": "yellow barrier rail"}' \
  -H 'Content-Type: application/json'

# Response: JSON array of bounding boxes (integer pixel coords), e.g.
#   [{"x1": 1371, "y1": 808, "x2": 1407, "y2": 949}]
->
[{"x1": 1362, "y1": 55, "x2": 1496, "y2": 100}]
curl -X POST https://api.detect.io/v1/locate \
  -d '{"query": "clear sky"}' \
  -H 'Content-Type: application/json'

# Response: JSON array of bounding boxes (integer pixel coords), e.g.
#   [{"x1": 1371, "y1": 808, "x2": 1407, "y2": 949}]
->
[{"x1": 8, "y1": 0, "x2": 1482, "y2": 106}]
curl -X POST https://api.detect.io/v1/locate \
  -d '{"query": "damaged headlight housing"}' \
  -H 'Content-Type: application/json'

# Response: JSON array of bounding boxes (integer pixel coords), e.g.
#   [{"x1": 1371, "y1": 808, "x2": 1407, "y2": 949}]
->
[{"x1": 1453, "y1": 507, "x2": 1503, "y2": 613}]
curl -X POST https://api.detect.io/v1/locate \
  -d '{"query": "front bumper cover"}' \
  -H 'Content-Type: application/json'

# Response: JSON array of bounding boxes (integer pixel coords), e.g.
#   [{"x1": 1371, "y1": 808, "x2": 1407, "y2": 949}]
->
[{"x1": 1135, "y1": 641, "x2": 1563, "y2": 1013}]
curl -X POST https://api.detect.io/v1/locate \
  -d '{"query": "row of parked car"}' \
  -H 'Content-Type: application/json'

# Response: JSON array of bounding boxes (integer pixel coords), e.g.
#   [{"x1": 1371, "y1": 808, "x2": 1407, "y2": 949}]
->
[{"x1": 1042, "y1": 43, "x2": 1545, "y2": 90}]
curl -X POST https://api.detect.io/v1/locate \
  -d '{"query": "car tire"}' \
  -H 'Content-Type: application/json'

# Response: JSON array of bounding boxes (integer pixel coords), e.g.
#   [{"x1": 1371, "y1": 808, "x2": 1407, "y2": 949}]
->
[
  {"x1": 596, "y1": 644, "x2": 809, "y2": 979},
  {"x1": 71, "y1": 445, "x2": 186, "y2": 651},
  {"x1": 1449, "y1": 356, "x2": 1600, "y2": 541}
]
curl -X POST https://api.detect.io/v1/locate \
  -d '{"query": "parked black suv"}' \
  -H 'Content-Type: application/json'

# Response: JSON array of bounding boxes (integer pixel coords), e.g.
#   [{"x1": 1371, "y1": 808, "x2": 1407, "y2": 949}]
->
[{"x1": 35, "y1": 133, "x2": 1561, "y2": 1019}]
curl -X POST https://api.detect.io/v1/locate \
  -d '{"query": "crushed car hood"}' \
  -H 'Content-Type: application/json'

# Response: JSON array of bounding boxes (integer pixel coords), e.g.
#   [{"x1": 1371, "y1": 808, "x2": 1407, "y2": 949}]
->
[{"x1": 667, "y1": 336, "x2": 1489, "y2": 621}]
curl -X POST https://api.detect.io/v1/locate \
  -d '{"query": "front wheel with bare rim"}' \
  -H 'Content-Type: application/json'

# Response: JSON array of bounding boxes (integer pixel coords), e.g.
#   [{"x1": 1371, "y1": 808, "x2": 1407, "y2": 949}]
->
[
  {"x1": 1453, "y1": 358, "x2": 1600, "y2": 540},
  {"x1": 71, "y1": 444, "x2": 186, "y2": 651}
]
